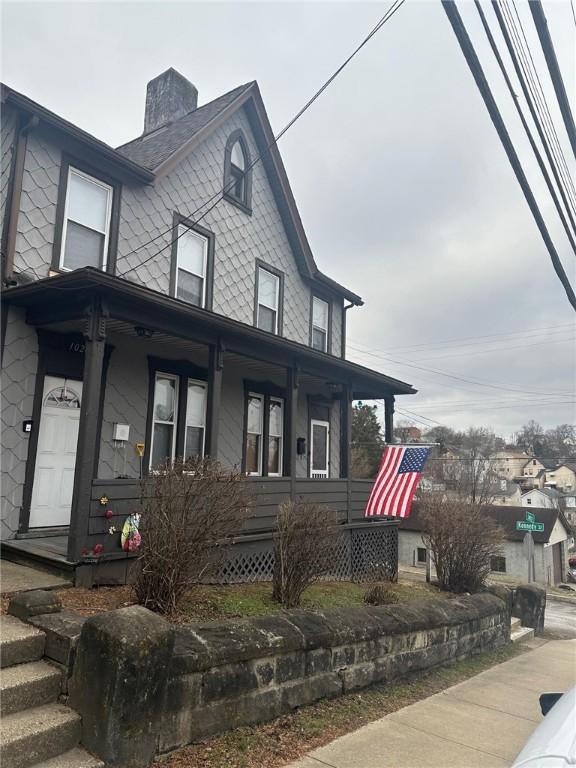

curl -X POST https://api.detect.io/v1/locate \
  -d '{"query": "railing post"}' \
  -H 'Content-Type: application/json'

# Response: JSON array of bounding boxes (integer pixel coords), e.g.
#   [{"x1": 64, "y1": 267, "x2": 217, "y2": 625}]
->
[{"x1": 68, "y1": 298, "x2": 106, "y2": 563}]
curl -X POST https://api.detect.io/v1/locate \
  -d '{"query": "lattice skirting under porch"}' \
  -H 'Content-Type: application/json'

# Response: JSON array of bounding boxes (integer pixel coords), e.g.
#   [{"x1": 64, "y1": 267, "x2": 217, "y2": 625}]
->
[{"x1": 214, "y1": 524, "x2": 398, "y2": 584}]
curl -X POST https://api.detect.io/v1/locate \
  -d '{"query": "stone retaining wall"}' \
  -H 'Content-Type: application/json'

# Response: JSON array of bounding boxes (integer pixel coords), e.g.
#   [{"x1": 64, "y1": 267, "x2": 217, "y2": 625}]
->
[{"x1": 159, "y1": 593, "x2": 509, "y2": 753}]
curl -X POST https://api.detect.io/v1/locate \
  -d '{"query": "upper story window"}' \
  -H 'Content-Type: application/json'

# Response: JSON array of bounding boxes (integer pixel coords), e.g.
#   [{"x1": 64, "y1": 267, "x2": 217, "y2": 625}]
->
[
  {"x1": 170, "y1": 216, "x2": 214, "y2": 310},
  {"x1": 224, "y1": 130, "x2": 252, "y2": 213},
  {"x1": 255, "y1": 264, "x2": 283, "y2": 334},
  {"x1": 60, "y1": 167, "x2": 113, "y2": 271},
  {"x1": 311, "y1": 297, "x2": 330, "y2": 352}
]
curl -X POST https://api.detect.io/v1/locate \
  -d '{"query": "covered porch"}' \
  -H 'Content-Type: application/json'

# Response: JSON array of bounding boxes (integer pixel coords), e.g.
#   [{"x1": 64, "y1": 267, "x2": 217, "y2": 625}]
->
[{"x1": 2, "y1": 268, "x2": 414, "y2": 583}]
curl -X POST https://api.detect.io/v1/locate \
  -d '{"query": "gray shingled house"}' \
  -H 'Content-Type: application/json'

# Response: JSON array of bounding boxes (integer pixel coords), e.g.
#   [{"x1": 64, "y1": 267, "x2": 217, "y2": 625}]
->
[{"x1": 1, "y1": 69, "x2": 415, "y2": 584}]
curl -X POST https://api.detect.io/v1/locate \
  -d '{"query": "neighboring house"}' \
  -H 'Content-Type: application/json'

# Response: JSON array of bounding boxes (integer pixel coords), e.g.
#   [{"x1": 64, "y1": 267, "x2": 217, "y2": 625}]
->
[
  {"x1": 544, "y1": 463, "x2": 576, "y2": 493},
  {"x1": 517, "y1": 457, "x2": 547, "y2": 490},
  {"x1": 492, "y1": 449, "x2": 531, "y2": 480},
  {"x1": 0, "y1": 70, "x2": 415, "y2": 583},
  {"x1": 491, "y1": 479, "x2": 522, "y2": 507},
  {"x1": 521, "y1": 488, "x2": 564, "y2": 509},
  {"x1": 398, "y1": 504, "x2": 573, "y2": 585}
]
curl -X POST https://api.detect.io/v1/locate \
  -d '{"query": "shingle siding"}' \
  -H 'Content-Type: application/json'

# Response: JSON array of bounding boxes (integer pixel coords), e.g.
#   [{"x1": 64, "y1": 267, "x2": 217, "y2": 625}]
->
[
  {"x1": 1, "y1": 103, "x2": 18, "y2": 239},
  {"x1": 1, "y1": 307, "x2": 38, "y2": 539},
  {"x1": 14, "y1": 130, "x2": 61, "y2": 278}
]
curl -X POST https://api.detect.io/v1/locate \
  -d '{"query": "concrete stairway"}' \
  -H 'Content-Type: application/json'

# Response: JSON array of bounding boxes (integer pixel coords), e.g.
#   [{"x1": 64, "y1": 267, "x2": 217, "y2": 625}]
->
[
  {"x1": 0, "y1": 615, "x2": 102, "y2": 768},
  {"x1": 510, "y1": 615, "x2": 535, "y2": 643}
]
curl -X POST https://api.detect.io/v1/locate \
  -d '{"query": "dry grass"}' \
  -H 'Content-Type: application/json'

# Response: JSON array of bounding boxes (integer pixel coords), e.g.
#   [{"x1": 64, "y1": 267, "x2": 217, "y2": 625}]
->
[{"x1": 50, "y1": 579, "x2": 451, "y2": 623}]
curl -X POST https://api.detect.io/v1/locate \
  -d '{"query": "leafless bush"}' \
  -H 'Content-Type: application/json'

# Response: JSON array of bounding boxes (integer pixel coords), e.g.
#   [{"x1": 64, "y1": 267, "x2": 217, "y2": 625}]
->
[
  {"x1": 363, "y1": 582, "x2": 400, "y2": 605},
  {"x1": 272, "y1": 500, "x2": 339, "y2": 608},
  {"x1": 134, "y1": 457, "x2": 252, "y2": 614},
  {"x1": 419, "y1": 493, "x2": 505, "y2": 593}
]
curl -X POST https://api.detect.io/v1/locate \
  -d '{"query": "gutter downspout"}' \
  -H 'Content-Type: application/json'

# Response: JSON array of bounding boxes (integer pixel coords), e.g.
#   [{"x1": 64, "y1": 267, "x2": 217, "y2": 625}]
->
[
  {"x1": 341, "y1": 301, "x2": 356, "y2": 359},
  {"x1": 2, "y1": 112, "x2": 39, "y2": 286}
]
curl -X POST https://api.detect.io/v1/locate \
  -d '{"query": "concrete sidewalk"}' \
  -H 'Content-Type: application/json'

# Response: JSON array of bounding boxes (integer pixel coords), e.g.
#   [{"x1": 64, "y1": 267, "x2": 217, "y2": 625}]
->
[{"x1": 289, "y1": 639, "x2": 576, "y2": 768}]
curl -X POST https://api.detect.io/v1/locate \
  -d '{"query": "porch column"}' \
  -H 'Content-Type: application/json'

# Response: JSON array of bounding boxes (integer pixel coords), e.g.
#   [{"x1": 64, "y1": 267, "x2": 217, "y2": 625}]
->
[
  {"x1": 384, "y1": 394, "x2": 395, "y2": 444},
  {"x1": 340, "y1": 382, "x2": 352, "y2": 479},
  {"x1": 68, "y1": 300, "x2": 107, "y2": 562},
  {"x1": 285, "y1": 365, "x2": 299, "y2": 498},
  {"x1": 206, "y1": 339, "x2": 224, "y2": 459}
]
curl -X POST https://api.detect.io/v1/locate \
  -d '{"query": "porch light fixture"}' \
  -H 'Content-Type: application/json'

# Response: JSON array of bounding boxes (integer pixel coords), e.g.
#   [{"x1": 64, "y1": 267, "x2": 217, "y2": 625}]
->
[{"x1": 135, "y1": 326, "x2": 154, "y2": 339}]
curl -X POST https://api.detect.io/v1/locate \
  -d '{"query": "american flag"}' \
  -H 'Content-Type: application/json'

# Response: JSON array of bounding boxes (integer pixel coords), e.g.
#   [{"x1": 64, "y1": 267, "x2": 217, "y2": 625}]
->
[{"x1": 365, "y1": 445, "x2": 432, "y2": 519}]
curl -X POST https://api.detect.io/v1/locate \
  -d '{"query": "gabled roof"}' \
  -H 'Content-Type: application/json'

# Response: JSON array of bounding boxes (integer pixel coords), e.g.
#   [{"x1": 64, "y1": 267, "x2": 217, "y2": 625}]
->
[
  {"x1": 400, "y1": 503, "x2": 565, "y2": 544},
  {"x1": 116, "y1": 83, "x2": 253, "y2": 170}
]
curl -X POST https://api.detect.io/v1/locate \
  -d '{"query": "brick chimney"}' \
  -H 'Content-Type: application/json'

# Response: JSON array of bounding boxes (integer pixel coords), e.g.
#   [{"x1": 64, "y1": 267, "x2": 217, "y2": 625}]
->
[{"x1": 144, "y1": 68, "x2": 198, "y2": 133}]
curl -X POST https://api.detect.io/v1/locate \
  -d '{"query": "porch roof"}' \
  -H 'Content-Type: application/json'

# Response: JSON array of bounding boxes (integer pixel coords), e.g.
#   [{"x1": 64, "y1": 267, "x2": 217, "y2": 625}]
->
[{"x1": 2, "y1": 268, "x2": 416, "y2": 397}]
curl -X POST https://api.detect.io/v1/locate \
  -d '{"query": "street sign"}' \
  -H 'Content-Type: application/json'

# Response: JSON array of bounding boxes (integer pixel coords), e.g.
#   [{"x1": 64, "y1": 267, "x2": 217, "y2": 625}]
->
[{"x1": 515, "y1": 510, "x2": 544, "y2": 533}]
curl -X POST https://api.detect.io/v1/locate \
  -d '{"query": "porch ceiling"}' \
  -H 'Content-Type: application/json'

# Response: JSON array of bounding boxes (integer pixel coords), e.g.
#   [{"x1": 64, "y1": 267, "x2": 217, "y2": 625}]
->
[{"x1": 3, "y1": 268, "x2": 417, "y2": 397}]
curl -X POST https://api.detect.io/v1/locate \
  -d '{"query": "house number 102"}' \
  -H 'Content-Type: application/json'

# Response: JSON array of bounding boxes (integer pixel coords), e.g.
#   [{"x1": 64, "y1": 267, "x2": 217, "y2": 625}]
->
[{"x1": 68, "y1": 342, "x2": 86, "y2": 353}]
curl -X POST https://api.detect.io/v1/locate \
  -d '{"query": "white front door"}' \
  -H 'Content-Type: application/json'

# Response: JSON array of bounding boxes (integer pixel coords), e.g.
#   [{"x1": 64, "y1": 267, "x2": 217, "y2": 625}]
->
[
  {"x1": 29, "y1": 376, "x2": 83, "y2": 528},
  {"x1": 310, "y1": 419, "x2": 330, "y2": 479}
]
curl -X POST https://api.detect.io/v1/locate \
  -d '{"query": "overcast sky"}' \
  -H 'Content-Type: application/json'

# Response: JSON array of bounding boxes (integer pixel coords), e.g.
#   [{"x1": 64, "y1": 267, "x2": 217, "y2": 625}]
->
[{"x1": 2, "y1": 0, "x2": 575, "y2": 440}]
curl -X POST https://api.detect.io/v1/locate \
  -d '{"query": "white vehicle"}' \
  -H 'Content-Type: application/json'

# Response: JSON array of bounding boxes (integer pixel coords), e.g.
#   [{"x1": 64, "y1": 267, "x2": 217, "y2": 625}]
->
[{"x1": 512, "y1": 687, "x2": 576, "y2": 768}]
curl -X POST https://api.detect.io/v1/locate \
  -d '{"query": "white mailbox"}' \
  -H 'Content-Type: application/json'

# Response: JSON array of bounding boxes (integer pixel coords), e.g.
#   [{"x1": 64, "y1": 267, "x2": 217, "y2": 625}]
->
[{"x1": 113, "y1": 423, "x2": 130, "y2": 442}]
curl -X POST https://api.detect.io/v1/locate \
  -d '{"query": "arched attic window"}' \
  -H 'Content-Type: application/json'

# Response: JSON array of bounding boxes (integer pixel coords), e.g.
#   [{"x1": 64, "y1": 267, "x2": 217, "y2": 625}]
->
[{"x1": 224, "y1": 130, "x2": 252, "y2": 213}]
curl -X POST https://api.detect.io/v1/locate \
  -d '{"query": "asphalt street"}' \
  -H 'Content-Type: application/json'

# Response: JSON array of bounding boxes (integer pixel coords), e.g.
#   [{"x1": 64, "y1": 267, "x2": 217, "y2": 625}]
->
[{"x1": 545, "y1": 598, "x2": 576, "y2": 638}]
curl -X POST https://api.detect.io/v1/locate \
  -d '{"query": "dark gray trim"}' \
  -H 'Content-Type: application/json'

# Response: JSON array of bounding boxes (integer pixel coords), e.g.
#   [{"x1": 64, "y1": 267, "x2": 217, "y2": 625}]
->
[
  {"x1": 169, "y1": 212, "x2": 215, "y2": 311},
  {"x1": 2, "y1": 86, "x2": 154, "y2": 183},
  {"x1": 254, "y1": 259, "x2": 284, "y2": 336},
  {"x1": 241, "y1": 383, "x2": 286, "y2": 477},
  {"x1": 1, "y1": 301, "x2": 7, "y2": 365},
  {"x1": 51, "y1": 153, "x2": 122, "y2": 275},
  {"x1": 384, "y1": 395, "x2": 395, "y2": 443},
  {"x1": 286, "y1": 366, "x2": 298, "y2": 487},
  {"x1": 309, "y1": 292, "x2": 333, "y2": 355},
  {"x1": 144, "y1": 355, "x2": 209, "y2": 471},
  {"x1": 223, "y1": 129, "x2": 252, "y2": 214},
  {"x1": 3, "y1": 268, "x2": 416, "y2": 396},
  {"x1": 206, "y1": 340, "x2": 223, "y2": 458}
]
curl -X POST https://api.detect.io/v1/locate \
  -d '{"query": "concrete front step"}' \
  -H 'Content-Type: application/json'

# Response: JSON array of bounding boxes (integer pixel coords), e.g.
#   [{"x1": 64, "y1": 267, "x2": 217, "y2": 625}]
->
[
  {"x1": 0, "y1": 703, "x2": 81, "y2": 768},
  {"x1": 0, "y1": 616, "x2": 45, "y2": 669},
  {"x1": 29, "y1": 748, "x2": 103, "y2": 768},
  {"x1": 511, "y1": 626, "x2": 535, "y2": 643},
  {"x1": 1, "y1": 660, "x2": 62, "y2": 716}
]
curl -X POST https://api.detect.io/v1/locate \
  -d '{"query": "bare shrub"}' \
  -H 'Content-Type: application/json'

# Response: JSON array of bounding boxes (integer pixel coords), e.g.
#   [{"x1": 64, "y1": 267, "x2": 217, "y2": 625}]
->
[
  {"x1": 419, "y1": 493, "x2": 505, "y2": 593},
  {"x1": 272, "y1": 500, "x2": 339, "y2": 608},
  {"x1": 363, "y1": 582, "x2": 400, "y2": 605},
  {"x1": 134, "y1": 457, "x2": 252, "y2": 614}
]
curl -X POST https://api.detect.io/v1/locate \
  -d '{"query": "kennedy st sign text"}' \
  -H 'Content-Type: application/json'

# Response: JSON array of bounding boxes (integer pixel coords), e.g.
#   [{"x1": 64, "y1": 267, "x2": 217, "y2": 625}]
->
[{"x1": 516, "y1": 509, "x2": 544, "y2": 533}]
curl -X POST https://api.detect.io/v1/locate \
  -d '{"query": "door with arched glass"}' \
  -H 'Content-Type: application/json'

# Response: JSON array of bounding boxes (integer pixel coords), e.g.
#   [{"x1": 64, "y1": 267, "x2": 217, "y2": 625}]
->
[{"x1": 29, "y1": 376, "x2": 83, "y2": 528}]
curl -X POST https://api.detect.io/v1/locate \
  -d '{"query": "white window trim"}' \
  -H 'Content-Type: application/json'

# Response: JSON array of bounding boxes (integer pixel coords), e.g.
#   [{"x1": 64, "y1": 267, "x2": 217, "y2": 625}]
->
[
  {"x1": 312, "y1": 296, "x2": 329, "y2": 352},
  {"x1": 175, "y1": 225, "x2": 208, "y2": 309},
  {"x1": 257, "y1": 268, "x2": 280, "y2": 334},
  {"x1": 310, "y1": 418, "x2": 330, "y2": 479},
  {"x1": 150, "y1": 372, "x2": 179, "y2": 470},
  {"x1": 184, "y1": 378, "x2": 207, "y2": 459},
  {"x1": 247, "y1": 392, "x2": 264, "y2": 476},
  {"x1": 267, "y1": 396, "x2": 284, "y2": 477},
  {"x1": 59, "y1": 166, "x2": 113, "y2": 272}
]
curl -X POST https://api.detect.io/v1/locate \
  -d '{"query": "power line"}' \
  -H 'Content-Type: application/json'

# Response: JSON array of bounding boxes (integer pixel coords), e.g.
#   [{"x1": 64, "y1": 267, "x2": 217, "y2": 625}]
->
[
  {"x1": 347, "y1": 321, "x2": 575, "y2": 353},
  {"x1": 115, "y1": 0, "x2": 406, "y2": 280},
  {"x1": 441, "y1": 0, "x2": 576, "y2": 310},
  {"x1": 528, "y1": 0, "x2": 576, "y2": 159},
  {"x1": 413, "y1": 333, "x2": 575, "y2": 362},
  {"x1": 496, "y1": 0, "x2": 576, "y2": 216},
  {"x1": 475, "y1": 0, "x2": 576, "y2": 252},
  {"x1": 347, "y1": 341, "x2": 574, "y2": 397}
]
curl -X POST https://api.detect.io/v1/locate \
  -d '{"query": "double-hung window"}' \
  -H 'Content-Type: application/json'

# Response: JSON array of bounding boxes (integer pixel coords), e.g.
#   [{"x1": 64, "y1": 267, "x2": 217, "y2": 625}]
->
[
  {"x1": 311, "y1": 297, "x2": 329, "y2": 352},
  {"x1": 149, "y1": 370, "x2": 207, "y2": 470},
  {"x1": 60, "y1": 167, "x2": 113, "y2": 271},
  {"x1": 256, "y1": 266, "x2": 281, "y2": 334},
  {"x1": 245, "y1": 392, "x2": 284, "y2": 476},
  {"x1": 151, "y1": 373, "x2": 179, "y2": 469},
  {"x1": 175, "y1": 225, "x2": 208, "y2": 308}
]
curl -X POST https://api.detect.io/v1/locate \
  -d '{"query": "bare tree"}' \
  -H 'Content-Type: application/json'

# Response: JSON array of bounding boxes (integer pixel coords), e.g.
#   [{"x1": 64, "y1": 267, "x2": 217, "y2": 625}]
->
[
  {"x1": 419, "y1": 493, "x2": 505, "y2": 593},
  {"x1": 134, "y1": 457, "x2": 252, "y2": 614},
  {"x1": 272, "y1": 500, "x2": 339, "y2": 608}
]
